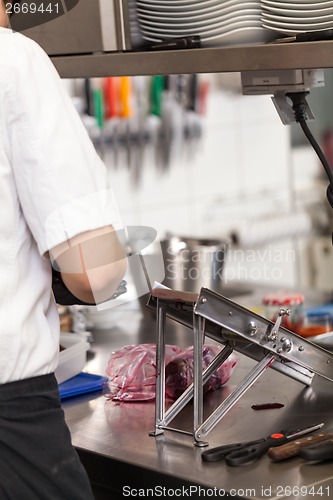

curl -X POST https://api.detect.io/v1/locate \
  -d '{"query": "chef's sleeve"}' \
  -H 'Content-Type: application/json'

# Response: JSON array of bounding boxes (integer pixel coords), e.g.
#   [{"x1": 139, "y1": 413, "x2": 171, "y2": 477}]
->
[{"x1": 1, "y1": 32, "x2": 122, "y2": 257}]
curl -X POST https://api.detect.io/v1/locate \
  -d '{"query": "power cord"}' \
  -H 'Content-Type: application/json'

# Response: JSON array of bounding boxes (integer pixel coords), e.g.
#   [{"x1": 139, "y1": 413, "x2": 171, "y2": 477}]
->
[{"x1": 286, "y1": 91, "x2": 333, "y2": 220}]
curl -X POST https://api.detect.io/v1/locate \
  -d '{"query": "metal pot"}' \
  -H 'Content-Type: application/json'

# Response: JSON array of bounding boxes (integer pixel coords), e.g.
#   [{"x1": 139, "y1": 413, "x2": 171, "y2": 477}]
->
[{"x1": 161, "y1": 236, "x2": 228, "y2": 293}]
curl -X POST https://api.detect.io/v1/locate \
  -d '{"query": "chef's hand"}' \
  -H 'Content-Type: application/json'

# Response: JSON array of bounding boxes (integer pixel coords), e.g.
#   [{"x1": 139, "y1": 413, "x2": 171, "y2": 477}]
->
[{"x1": 49, "y1": 225, "x2": 127, "y2": 305}]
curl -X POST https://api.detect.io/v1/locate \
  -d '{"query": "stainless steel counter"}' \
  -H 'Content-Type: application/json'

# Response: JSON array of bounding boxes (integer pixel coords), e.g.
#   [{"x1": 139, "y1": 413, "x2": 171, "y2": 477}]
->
[{"x1": 62, "y1": 289, "x2": 333, "y2": 499}]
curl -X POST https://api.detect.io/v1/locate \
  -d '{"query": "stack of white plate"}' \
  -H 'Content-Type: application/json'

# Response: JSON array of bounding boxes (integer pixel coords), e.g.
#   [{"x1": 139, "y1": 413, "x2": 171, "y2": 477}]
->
[
  {"x1": 129, "y1": 0, "x2": 145, "y2": 48},
  {"x1": 261, "y1": 0, "x2": 333, "y2": 35},
  {"x1": 136, "y1": 0, "x2": 275, "y2": 47}
]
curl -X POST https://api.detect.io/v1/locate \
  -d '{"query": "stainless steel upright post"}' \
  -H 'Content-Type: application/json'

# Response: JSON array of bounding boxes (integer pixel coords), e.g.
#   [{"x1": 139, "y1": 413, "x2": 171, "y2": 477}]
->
[
  {"x1": 194, "y1": 352, "x2": 277, "y2": 442},
  {"x1": 151, "y1": 298, "x2": 166, "y2": 436},
  {"x1": 193, "y1": 313, "x2": 207, "y2": 446}
]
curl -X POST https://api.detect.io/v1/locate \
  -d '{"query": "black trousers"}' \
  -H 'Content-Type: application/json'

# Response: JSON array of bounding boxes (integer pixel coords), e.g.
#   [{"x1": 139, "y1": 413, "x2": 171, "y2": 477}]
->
[{"x1": 0, "y1": 373, "x2": 95, "y2": 500}]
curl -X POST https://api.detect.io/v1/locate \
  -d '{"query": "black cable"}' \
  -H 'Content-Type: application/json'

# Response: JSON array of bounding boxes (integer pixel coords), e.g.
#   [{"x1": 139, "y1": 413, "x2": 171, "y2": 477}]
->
[
  {"x1": 286, "y1": 91, "x2": 333, "y2": 210},
  {"x1": 299, "y1": 118, "x2": 333, "y2": 187}
]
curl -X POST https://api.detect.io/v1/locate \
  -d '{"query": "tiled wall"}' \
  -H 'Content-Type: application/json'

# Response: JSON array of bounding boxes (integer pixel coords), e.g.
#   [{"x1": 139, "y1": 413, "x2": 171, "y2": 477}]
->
[
  {"x1": 63, "y1": 73, "x2": 327, "y2": 295},
  {"x1": 104, "y1": 85, "x2": 291, "y2": 235}
]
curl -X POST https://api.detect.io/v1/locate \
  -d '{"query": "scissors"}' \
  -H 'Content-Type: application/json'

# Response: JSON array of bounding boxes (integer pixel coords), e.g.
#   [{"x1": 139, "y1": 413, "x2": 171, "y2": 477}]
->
[{"x1": 201, "y1": 423, "x2": 324, "y2": 467}]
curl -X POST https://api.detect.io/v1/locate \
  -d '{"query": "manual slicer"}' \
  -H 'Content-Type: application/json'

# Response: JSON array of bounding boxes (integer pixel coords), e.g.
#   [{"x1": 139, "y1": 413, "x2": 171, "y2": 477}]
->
[{"x1": 148, "y1": 287, "x2": 333, "y2": 447}]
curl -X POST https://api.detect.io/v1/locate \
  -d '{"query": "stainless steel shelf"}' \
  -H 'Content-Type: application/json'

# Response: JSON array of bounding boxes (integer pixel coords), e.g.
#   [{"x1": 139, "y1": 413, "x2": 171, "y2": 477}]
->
[{"x1": 51, "y1": 40, "x2": 333, "y2": 78}]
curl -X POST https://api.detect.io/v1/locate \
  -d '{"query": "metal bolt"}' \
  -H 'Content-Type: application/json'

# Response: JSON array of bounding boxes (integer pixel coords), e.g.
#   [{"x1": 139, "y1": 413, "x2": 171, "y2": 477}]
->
[
  {"x1": 281, "y1": 337, "x2": 293, "y2": 352},
  {"x1": 277, "y1": 348, "x2": 283, "y2": 354},
  {"x1": 247, "y1": 321, "x2": 258, "y2": 336},
  {"x1": 229, "y1": 311, "x2": 233, "y2": 316},
  {"x1": 200, "y1": 298, "x2": 207, "y2": 304},
  {"x1": 266, "y1": 331, "x2": 278, "y2": 342},
  {"x1": 298, "y1": 346, "x2": 304, "y2": 352}
]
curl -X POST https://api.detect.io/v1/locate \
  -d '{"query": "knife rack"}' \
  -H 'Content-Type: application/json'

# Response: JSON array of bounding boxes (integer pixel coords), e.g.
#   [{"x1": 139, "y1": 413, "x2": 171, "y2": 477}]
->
[{"x1": 148, "y1": 287, "x2": 333, "y2": 447}]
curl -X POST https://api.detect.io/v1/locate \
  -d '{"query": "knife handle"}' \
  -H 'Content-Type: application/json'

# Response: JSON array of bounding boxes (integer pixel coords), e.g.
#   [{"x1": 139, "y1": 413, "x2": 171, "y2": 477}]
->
[
  {"x1": 295, "y1": 30, "x2": 333, "y2": 43},
  {"x1": 104, "y1": 77, "x2": 118, "y2": 119},
  {"x1": 268, "y1": 433, "x2": 333, "y2": 461},
  {"x1": 149, "y1": 75, "x2": 164, "y2": 118}
]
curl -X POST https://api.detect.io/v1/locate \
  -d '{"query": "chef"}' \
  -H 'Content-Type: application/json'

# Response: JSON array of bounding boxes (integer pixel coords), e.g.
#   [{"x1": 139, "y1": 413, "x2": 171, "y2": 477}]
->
[{"x1": 0, "y1": 0, "x2": 127, "y2": 497}]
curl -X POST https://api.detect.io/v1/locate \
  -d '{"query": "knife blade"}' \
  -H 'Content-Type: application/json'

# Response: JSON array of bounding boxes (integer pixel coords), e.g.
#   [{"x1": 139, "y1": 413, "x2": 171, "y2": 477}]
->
[
  {"x1": 270, "y1": 29, "x2": 333, "y2": 44},
  {"x1": 299, "y1": 439, "x2": 333, "y2": 462},
  {"x1": 268, "y1": 432, "x2": 333, "y2": 462}
]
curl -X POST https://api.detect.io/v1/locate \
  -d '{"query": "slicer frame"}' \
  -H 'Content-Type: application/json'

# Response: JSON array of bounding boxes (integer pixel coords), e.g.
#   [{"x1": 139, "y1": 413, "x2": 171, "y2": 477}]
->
[{"x1": 148, "y1": 287, "x2": 333, "y2": 447}]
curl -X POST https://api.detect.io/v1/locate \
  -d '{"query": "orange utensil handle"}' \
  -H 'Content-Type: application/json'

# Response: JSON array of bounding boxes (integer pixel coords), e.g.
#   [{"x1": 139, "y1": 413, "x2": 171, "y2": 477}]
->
[{"x1": 119, "y1": 76, "x2": 132, "y2": 118}]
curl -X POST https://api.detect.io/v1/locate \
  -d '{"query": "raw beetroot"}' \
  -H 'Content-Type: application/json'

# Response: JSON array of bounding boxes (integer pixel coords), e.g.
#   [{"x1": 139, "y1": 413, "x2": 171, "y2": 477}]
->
[
  {"x1": 165, "y1": 345, "x2": 237, "y2": 400},
  {"x1": 106, "y1": 343, "x2": 237, "y2": 402}
]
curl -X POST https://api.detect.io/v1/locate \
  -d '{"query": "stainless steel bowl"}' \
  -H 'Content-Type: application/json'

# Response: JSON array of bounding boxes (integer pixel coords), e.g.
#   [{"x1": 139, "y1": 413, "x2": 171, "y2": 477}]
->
[{"x1": 161, "y1": 236, "x2": 229, "y2": 293}]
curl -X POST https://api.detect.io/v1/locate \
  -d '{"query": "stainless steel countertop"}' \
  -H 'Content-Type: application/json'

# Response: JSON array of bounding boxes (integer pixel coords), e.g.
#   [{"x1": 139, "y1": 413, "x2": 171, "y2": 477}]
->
[{"x1": 63, "y1": 288, "x2": 333, "y2": 499}]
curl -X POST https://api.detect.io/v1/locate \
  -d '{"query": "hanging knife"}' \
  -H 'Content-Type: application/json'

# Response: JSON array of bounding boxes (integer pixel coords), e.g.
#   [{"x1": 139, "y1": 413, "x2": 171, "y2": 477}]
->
[
  {"x1": 119, "y1": 76, "x2": 133, "y2": 169},
  {"x1": 104, "y1": 77, "x2": 120, "y2": 169}
]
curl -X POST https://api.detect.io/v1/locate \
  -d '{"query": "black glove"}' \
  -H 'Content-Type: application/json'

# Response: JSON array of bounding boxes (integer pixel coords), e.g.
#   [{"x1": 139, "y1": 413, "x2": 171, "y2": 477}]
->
[{"x1": 51, "y1": 267, "x2": 127, "y2": 306}]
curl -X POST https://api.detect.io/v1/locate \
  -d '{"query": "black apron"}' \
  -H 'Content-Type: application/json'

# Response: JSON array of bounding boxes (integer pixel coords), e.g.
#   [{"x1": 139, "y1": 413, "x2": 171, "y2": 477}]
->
[{"x1": 0, "y1": 373, "x2": 94, "y2": 500}]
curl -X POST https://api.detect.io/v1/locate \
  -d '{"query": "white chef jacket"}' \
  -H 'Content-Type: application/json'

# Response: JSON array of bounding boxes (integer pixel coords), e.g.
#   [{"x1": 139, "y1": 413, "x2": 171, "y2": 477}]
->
[{"x1": 0, "y1": 28, "x2": 120, "y2": 383}]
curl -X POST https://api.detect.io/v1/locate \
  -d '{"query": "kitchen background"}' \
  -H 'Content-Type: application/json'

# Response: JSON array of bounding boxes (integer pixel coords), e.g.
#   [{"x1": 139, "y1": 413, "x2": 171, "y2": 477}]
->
[
  {"x1": 63, "y1": 70, "x2": 333, "y2": 306},
  {"x1": 18, "y1": 0, "x2": 333, "y2": 305}
]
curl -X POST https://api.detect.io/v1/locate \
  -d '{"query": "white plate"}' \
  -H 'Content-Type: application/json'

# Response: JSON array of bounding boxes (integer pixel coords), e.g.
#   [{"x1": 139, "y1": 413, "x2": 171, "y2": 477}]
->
[
  {"x1": 202, "y1": 26, "x2": 276, "y2": 43},
  {"x1": 138, "y1": 0, "x2": 222, "y2": 4},
  {"x1": 142, "y1": 26, "x2": 274, "y2": 47},
  {"x1": 262, "y1": 6, "x2": 333, "y2": 19},
  {"x1": 139, "y1": 0, "x2": 221, "y2": 2},
  {"x1": 139, "y1": 16, "x2": 262, "y2": 30},
  {"x1": 261, "y1": 4, "x2": 333, "y2": 16},
  {"x1": 137, "y1": 1, "x2": 259, "y2": 10},
  {"x1": 140, "y1": 20, "x2": 263, "y2": 37},
  {"x1": 138, "y1": 12, "x2": 261, "y2": 29},
  {"x1": 137, "y1": 0, "x2": 260, "y2": 12},
  {"x1": 262, "y1": 12, "x2": 333, "y2": 22},
  {"x1": 261, "y1": 0, "x2": 333, "y2": 8},
  {"x1": 262, "y1": 22, "x2": 332, "y2": 33},
  {"x1": 137, "y1": 0, "x2": 226, "y2": 9},
  {"x1": 138, "y1": 0, "x2": 236, "y2": 4},
  {"x1": 138, "y1": 16, "x2": 261, "y2": 31},
  {"x1": 137, "y1": 4, "x2": 261, "y2": 21},
  {"x1": 262, "y1": 17, "x2": 333, "y2": 28}
]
